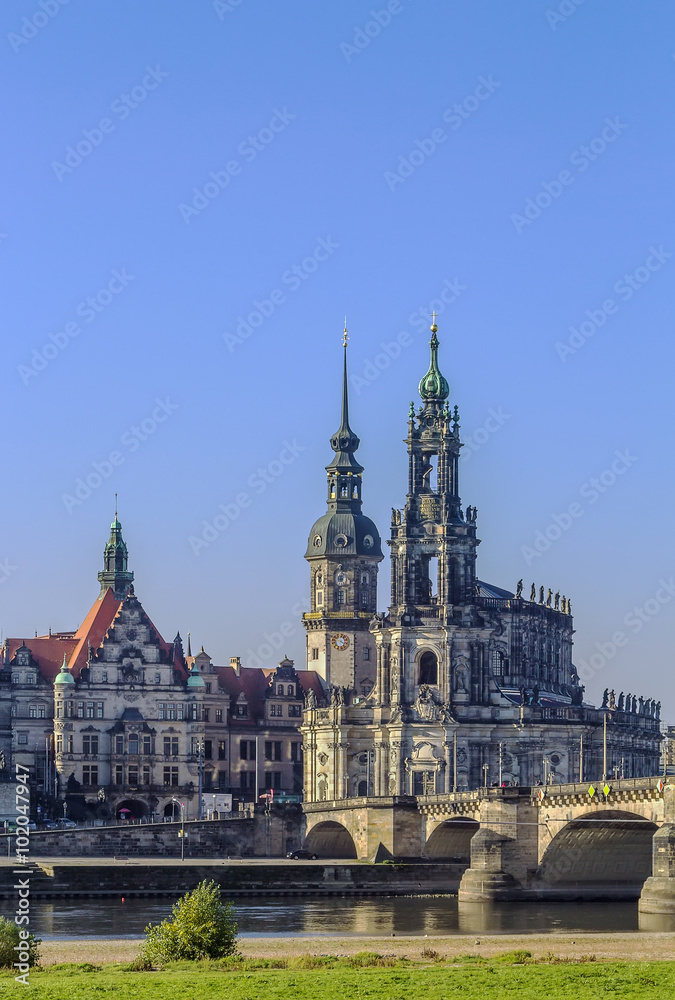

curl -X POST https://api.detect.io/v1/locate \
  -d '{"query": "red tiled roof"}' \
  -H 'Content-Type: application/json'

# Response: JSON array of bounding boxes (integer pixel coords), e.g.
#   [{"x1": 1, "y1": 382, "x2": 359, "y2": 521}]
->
[
  {"x1": 212, "y1": 665, "x2": 326, "y2": 722},
  {"x1": 3, "y1": 588, "x2": 184, "y2": 682}
]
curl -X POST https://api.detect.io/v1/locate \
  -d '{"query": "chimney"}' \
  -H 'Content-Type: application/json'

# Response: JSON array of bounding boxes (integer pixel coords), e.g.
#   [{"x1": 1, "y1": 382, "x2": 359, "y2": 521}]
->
[{"x1": 230, "y1": 656, "x2": 241, "y2": 677}]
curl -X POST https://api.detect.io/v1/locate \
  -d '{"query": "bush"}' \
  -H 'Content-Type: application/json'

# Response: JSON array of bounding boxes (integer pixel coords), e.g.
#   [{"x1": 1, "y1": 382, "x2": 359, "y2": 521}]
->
[
  {"x1": 0, "y1": 916, "x2": 40, "y2": 969},
  {"x1": 142, "y1": 880, "x2": 238, "y2": 964}
]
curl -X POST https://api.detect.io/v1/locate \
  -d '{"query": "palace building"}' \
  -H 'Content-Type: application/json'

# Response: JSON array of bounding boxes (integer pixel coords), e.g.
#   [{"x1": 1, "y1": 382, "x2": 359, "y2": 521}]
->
[{"x1": 301, "y1": 322, "x2": 662, "y2": 800}]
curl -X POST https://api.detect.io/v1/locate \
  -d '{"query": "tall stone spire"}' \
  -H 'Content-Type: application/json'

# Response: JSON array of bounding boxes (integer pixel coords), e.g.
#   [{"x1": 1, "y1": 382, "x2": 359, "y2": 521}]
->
[
  {"x1": 97, "y1": 510, "x2": 134, "y2": 599},
  {"x1": 325, "y1": 323, "x2": 364, "y2": 503}
]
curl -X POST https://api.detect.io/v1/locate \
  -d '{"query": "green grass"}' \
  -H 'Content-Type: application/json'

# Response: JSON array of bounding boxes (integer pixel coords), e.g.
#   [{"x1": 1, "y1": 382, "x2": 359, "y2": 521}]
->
[{"x1": 0, "y1": 958, "x2": 674, "y2": 999}]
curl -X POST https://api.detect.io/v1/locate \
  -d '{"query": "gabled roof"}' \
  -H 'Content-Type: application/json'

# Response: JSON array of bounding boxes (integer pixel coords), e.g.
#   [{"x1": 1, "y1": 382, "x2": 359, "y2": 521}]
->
[{"x1": 213, "y1": 664, "x2": 326, "y2": 723}]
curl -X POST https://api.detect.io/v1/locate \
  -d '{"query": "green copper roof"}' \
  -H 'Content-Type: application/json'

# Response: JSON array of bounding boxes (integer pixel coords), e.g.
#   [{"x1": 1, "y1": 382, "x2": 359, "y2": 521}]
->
[
  {"x1": 187, "y1": 670, "x2": 205, "y2": 688},
  {"x1": 54, "y1": 654, "x2": 75, "y2": 685},
  {"x1": 418, "y1": 325, "x2": 450, "y2": 401}
]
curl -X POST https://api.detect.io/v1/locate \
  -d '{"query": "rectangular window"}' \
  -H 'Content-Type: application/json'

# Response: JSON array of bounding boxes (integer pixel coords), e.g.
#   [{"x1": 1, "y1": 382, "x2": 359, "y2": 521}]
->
[
  {"x1": 115, "y1": 764, "x2": 123, "y2": 784},
  {"x1": 101, "y1": 672, "x2": 108, "y2": 683},
  {"x1": 29, "y1": 706, "x2": 37, "y2": 718},
  {"x1": 218, "y1": 770, "x2": 228, "y2": 791},
  {"x1": 235, "y1": 704, "x2": 248, "y2": 717},
  {"x1": 264, "y1": 771, "x2": 282, "y2": 790},
  {"x1": 164, "y1": 737, "x2": 179, "y2": 757},
  {"x1": 204, "y1": 740, "x2": 212, "y2": 760},
  {"x1": 155, "y1": 672, "x2": 161, "y2": 684},
  {"x1": 67, "y1": 735, "x2": 73, "y2": 753},
  {"x1": 86, "y1": 702, "x2": 94, "y2": 719},
  {"x1": 82, "y1": 765, "x2": 98, "y2": 786},
  {"x1": 18, "y1": 733, "x2": 28, "y2": 745},
  {"x1": 317, "y1": 592, "x2": 323, "y2": 605},
  {"x1": 167, "y1": 704, "x2": 176, "y2": 721},
  {"x1": 218, "y1": 741, "x2": 227, "y2": 761},
  {"x1": 203, "y1": 708, "x2": 210, "y2": 722},
  {"x1": 205, "y1": 683, "x2": 212, "y2": 694},
  {"x1": 264, "y1": 741, "x2": 282, "y2": 762},
  {"x1": 128, "y1": 766, "x2": 139, "y2": 786},
  {"x1": 215, "y1": 710, "x2": 223, "y2": 724},
  {"x1": 56, "y1": 706, "x2": 62, "y2": 718},
  {"x1": 363, "y1": 647, "x2": 370, "y2": 661},
  {"x1": 290, "y1": 742, "x2": 301, "y2": 762},
  {"x1": 240, "y1": 740, "x2": 256, "y2": 760},
  {"x1": 143, "y1": 736, "x2": 152, "y2": 755},
  {"x1": 177, "y1": 704, "x2": 184, "y2": 720},
  {"x1": 239, "y1": 770, "x2": 255, "y2": 790},
  {"x1": 191, "y1": 737, "x2": 200, "y2": 756},
  {"x1": 288, "y1": 704, "x2": 301, "y2": 717},
  {"x1": 142, "y1": 765, "x2": 150, "y2": 785},
  {"x1": 77, "y1": 702, "x2": 84, "y2": 718},
  {"x1": 269, "y1": 704, "x2": 283, "y2": 717},
  {"x1": 158, "y1": 704, "x2": 165, "y2": 721},
  {"x1": 163, "y1": 767, "x2": 171, "y2": 785},
  {"x1": 116, "y1": 735, "x2": 124, "y2": 754},
  {"x1": 56, "y1": 736, "x2": 63, "y2": 753},
  {"x1": 83, "y1": 736, "x2": 94, "y2": 754},
  {"x1": 96, "y1": 702, "x2": 104, "y2": 719},
  {"x1": 337, "y1": 590, "x2": 345, "y2": 606},
  {"x1": 311, "y1": 648, "x2": 319, "y2": 660},
  {"x1": 26, "y1": 674, "x2": 35, "y2": 685}
]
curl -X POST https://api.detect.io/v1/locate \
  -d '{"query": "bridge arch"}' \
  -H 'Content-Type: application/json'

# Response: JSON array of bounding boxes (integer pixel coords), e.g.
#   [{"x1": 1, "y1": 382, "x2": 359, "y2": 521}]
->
[
  {"x1": 538, "y1": 809, "x2": 657, "y2": 890},
  {"x1": 304, "y1": 820, "x2": 358, "y2": 859},
  {"x1": 423, "y1": 818, "x2": 479, "y2": 860}
]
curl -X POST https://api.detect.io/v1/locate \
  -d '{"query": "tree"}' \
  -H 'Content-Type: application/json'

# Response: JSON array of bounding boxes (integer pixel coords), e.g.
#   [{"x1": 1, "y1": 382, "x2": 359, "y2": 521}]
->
[
  {"x1": 0, "y1": 916, "x2": 40, "y2": 969},
  {"x1": 142, "y1": 880, "x2": 238, "y2": 963}
]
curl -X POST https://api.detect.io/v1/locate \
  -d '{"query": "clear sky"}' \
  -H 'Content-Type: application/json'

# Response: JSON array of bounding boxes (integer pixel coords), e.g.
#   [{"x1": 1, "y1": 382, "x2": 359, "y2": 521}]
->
[{"x1": 2, "y1": 1, "x2": 674, "y2": 720}]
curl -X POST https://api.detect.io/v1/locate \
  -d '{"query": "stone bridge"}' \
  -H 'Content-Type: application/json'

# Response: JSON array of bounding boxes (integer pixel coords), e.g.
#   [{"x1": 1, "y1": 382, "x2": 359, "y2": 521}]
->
[{"x1": 302, "y1": 777, "x2": 675, "y2": 912}]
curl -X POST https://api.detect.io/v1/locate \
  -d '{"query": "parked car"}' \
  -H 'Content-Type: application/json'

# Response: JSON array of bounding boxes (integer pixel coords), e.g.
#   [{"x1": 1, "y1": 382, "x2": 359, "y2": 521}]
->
[
  {"x1": 58, "y1": 818, "x2": 77, "y2": 828},
  {"x1": 286, "y1": 849, "x2": 318, "y2": 860},
  {"x1": 39, "y1": 820, "x2": 59, "y2": 830}
]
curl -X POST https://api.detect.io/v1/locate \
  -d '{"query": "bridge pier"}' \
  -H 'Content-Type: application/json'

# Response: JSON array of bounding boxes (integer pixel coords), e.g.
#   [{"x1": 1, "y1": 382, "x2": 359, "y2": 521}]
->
[
  {"x1": 639, "y1": 824, "x2": 675, "y2": 914},
  {"x1": 458, "y1": 790, "x2": 538, "y2": 901}
]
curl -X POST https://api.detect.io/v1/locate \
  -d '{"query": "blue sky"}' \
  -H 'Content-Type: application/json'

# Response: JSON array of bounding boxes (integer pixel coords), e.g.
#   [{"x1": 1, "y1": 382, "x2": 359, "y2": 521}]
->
[{"x1": 1, "y1": 1, "x2": 674, "y2": 719}]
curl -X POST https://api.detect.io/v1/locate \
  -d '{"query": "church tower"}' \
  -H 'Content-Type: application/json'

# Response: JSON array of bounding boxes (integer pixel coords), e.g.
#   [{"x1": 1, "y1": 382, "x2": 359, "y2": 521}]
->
[
  {"x1": 97, "y1": 511, "x2": 134, "y2": 599},
  {"x1": 389, "y1": 316, "x2": 479, "y2": 625},
  {"x1": 303, "y1": 329, "x2": 383, "y2": 692}
]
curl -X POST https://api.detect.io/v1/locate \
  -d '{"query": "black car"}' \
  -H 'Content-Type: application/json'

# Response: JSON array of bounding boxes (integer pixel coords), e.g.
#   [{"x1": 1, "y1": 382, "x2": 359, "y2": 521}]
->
[{"x1": 286, "y1": 849, "x2": 318, "y2": 860}]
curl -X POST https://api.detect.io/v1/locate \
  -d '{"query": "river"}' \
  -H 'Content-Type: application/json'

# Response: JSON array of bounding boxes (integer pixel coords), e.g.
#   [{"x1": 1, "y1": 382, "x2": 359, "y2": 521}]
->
[{"x1": 29, "y1": 896, "x2": 675, "y2": 939}]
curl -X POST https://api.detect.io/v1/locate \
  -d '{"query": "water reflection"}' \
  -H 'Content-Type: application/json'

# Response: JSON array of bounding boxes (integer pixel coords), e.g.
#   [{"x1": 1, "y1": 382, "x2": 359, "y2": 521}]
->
[{"x1": 30, "y1": 896, "x2": 675, "y2": 939}]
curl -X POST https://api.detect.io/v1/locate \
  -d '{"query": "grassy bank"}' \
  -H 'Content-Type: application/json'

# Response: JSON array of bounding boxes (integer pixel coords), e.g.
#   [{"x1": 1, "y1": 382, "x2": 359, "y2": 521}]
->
[{"x1": 1, "y1": 954, "x2": 674, "y2": 999}]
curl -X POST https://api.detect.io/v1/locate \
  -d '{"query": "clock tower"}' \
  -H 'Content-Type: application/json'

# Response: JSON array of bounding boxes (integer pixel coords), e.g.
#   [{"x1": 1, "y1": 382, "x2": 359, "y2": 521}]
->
[{"x1": 303, "y1": 329, "x2": 383, "y2": 692}]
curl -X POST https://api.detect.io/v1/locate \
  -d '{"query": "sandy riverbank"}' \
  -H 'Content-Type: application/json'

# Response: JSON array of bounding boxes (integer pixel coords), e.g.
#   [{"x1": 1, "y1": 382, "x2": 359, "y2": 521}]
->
[{"x1": 38, "y1": 931, "x2": 675, "y2": 966}]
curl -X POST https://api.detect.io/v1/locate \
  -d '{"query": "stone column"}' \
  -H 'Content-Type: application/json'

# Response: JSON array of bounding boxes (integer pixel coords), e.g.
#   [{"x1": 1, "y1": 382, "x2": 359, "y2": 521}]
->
[{"x1": 639, "y1": 824, "x2": 675, "y2": 914}]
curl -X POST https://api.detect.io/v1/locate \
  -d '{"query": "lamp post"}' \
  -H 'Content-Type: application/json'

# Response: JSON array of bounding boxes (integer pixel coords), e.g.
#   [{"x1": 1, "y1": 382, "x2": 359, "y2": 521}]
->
[
  {"x1": 171, "y1": 797, "x2": 185, "y2": 861},
  {"x1": 498, "y1": 742, "x2": 503, "y2": 786},
  {"x1": 365, "y1": 749, "x2": 375, "y2": 797},
  {"x1": 198, "y1": 741, "x2": 204, "y2": 820},
  {"x1": 482, "y1": 763, "x2": 489, "y2": 788}
]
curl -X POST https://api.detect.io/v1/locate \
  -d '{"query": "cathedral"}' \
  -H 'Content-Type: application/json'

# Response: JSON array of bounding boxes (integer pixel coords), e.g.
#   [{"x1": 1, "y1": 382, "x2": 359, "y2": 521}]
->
[{"x1": 301, "y1": 321, "x2": 662, "y2": 799}]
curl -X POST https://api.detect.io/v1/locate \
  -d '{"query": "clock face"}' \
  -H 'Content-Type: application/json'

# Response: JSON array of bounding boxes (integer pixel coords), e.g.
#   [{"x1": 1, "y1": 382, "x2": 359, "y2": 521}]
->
[{"x1": 331, "y1": 633, "x2": 350, "y2": 651}]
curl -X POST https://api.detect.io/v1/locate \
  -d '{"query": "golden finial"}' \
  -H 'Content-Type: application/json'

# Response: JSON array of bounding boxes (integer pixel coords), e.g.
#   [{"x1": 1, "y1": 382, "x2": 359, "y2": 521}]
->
[
  {"x1": 430, "y1": 311, "x2": 438, "y2": 333},
  {"x1": 343, "y1": 317, "x2": 348, "y2": 348}
]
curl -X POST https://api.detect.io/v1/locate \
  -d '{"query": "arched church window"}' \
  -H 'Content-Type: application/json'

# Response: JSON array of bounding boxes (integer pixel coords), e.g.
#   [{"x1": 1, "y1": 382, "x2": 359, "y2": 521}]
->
[
  {"x1": 358, "y1": 779, "x2": 368, "y2": 797},
  {"x1": 419, "y1": 651, "x2": 438, "y2": 686},
  {"x1": 340, "y1": 485, "x2": 349, "y2": 497},
  {"x1": 360, "y1": 572, "x2": 369, "y2": 585},
  {"x1": 352, "y1": 485, "x2": 359, "y2": 498},
  {"x1": 491, "y1": 650, "x2": 505, "y2": 677}
]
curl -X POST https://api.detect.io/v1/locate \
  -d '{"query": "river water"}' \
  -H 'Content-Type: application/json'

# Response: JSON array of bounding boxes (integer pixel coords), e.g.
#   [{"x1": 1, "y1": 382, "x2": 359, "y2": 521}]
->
[{"x1": 30, "y1": 897, "x2": 675, "y2": 939}]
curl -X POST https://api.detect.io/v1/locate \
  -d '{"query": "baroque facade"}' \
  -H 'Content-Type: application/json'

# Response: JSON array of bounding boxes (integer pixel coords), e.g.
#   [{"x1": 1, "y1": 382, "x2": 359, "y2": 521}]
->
[
  {"x1": 301, "y1": 322, "x2": 663, "y2": 800},
  {"x1": 0, "y1": 518, "x2": 322, "y2": 820}
]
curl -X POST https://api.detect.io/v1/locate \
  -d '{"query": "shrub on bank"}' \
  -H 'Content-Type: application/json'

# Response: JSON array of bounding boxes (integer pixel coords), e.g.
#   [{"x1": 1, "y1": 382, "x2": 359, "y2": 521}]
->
[
  {"x1": 0, "y1": 916, "x2": 41, "y2": 969},
  {"x1": 142, "y1": 880, "x2": 238, "y2": 964}
]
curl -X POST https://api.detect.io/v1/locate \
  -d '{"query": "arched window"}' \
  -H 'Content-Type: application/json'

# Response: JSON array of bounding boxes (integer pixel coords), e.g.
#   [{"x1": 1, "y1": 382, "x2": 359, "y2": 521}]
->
[
  {"x1": 357, "y1": 779, "x2": 368, "y2": 797},
  {"x1": 419, "y1": 651, "x2": 438, "y2": 686}
]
